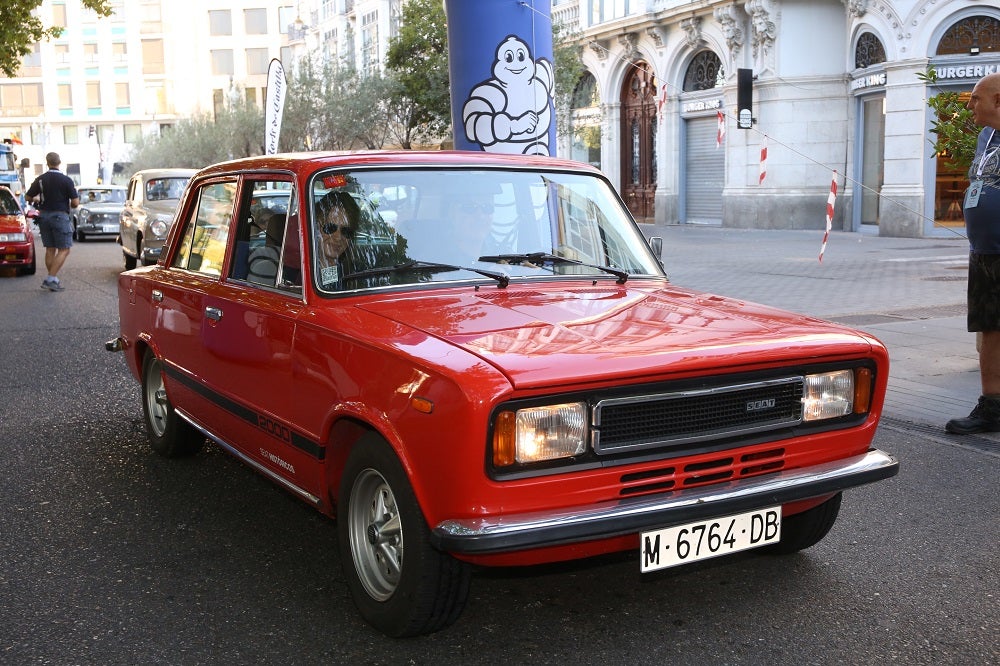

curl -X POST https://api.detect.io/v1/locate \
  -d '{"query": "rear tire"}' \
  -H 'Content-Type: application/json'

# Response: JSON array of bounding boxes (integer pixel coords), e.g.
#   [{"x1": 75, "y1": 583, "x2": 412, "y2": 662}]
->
[
  {"x1": 767, "y1": 493, "x2": 842, "y2": 555},
  {"x1": 338, "y1": 434, "x2": 471, "y2": 637},
  {"x1": 141, "y1": 350, "x2": 203, "y2": 457}
]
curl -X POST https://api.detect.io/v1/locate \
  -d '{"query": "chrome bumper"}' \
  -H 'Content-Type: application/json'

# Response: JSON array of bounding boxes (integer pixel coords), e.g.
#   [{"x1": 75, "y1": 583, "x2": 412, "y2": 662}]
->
[{"x1": 431, "y1": 449, "x2": 898, "y2": 554}]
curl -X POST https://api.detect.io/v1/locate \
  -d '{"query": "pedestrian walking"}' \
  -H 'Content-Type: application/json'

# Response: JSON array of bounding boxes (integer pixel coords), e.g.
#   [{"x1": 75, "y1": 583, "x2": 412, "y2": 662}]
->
[
  {"x1": 946, "y1": 72, "x2": 1000, "y2": 434},
  {"x1": 25, "y1": 152, "x2": 79, "y2": 292}
]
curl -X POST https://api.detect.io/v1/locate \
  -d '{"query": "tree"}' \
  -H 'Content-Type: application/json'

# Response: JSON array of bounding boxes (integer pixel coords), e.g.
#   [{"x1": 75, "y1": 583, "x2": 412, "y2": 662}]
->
[
  {"x1": 0, "y1": 0, "x2": 112, "y2": 77},
  {"x1": 552, "y1": 21, "x2": 589, "y2": 139},
  {"x1": 384, "y1": 0, "x2": 451, "y2": 149},
  {"x1": 281, "y1": 51, "x2": 395, "y2": 151},
  {"x1": 918, "y1": 67, "x2": 979, "y2": 171},
  {"x1": 127, "y1": 95, "x2": 263, "y2": 172}
]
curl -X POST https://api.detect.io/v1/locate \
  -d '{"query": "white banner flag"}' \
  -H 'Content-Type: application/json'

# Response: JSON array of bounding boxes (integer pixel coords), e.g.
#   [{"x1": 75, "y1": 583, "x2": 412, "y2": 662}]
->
[{"x1": 264, "y1": 59, "x2": 286, "y2": 155}]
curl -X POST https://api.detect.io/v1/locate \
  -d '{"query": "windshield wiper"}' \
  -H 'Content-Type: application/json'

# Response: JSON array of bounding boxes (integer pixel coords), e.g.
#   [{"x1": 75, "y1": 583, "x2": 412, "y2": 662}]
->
[
  {"x1": 341, "y1": 260, "x2": 510, "y2": 288},
  {"x1": 477, "y1": 252, "x2": 629, "y2": 283}
]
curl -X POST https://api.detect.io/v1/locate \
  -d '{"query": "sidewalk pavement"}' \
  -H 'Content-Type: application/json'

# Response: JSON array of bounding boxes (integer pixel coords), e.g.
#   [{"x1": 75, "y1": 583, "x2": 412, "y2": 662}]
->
[{"x1": 640, "y1": 223, "x2": 993, "y2": 442}]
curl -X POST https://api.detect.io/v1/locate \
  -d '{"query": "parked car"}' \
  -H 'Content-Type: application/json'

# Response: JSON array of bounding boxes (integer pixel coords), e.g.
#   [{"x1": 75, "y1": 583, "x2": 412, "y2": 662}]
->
[
  {"x1": 74, "y1": 185, "x2": 127, "y2": 241},
  {"x1": 0, "y1": 185, "x2": 36, "y2": 276},
  {"x1": 118, "y1": 168, "x2": 196, "y2": 269},
  {"x1": 107, "y1": 151, "x2": 898, "y2": 637}
]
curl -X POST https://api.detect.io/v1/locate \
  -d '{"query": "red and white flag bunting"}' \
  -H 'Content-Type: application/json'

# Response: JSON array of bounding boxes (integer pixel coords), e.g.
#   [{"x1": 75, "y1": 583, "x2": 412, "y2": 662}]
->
[
  {"x1": 716, "y1": 110, "x2": 725, "y2": 148},
  {"x1": 657, "y1": 83, "x2": 668, "y2": 118},
  {"x1": 818, "y1": 171, "x2": 838, "y2": 262},
  {"x1": 758, "y1": 135, "x2": 767, "y2": 184}
]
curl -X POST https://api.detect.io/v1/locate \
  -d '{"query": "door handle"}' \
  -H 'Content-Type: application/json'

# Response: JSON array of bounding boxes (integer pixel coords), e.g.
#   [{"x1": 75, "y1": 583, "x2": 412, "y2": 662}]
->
[
  {"x1": 151, "y1": 289, "x2": 163, "y2": 302},
  {"x1": 205, "y1": 306, "x2": 223, "y2": 322}
]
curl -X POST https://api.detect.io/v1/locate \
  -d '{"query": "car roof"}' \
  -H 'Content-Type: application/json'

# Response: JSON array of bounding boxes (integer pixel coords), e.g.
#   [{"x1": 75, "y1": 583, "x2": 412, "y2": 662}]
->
[
  {"x1": 193, "y1": 151, "x2": 602, "y2": 180},
  {"x1": 132, "y1": 168, "x2": 198, "y2": 179}
]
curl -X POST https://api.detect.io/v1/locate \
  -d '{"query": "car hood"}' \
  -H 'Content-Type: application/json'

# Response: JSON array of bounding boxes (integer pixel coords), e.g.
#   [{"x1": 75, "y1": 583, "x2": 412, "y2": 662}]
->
[
  {"x1": 142, "y1": 200, "x2": 182, "y2": 218},
  {"x1": 356, "y1": 281, "x2": 878, "y2": 389},
  {"x1": 81, "y1": 203, "x2": 124, "y2": 215}
]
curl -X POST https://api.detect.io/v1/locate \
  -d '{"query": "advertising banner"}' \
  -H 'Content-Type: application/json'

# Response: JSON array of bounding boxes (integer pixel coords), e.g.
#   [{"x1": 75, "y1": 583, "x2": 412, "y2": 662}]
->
[
  {"x1": 445, "y1": 0, "x2": 555, "y2": 155},
  {"x1": 265, "y1": 59, "x2": 286, "y2": 155}
]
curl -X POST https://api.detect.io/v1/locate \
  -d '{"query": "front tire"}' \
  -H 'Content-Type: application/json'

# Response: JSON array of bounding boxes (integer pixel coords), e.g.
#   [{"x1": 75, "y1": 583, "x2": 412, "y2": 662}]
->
[
  {"x1": 338, "y1": 434, "x2": 470, "y2": 637},
  {"x1": 768, "y1": 493, "x2": 842, "y2": 555},
  {"x1": 124, "y1": 250, "x2": 137, "y2": 271},
  {"x1": 141, "y1": 350, "x2": 203, "y2": 457}
]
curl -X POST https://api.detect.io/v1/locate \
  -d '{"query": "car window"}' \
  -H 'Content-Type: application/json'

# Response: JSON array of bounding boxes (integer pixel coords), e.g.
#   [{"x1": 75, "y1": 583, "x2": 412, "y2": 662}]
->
[
  {"x1": 229, "y1": 178, "x2": 301, "y2": 293},
  {"x1": 172, "y1": 181, "x2": 236, "y2": 275},
  {"x1": 146, "y1": 177, "x2": 190, "y2": 202},
  {"x1": 0, "y1": 187, "x2": 19, "y2": 214}
]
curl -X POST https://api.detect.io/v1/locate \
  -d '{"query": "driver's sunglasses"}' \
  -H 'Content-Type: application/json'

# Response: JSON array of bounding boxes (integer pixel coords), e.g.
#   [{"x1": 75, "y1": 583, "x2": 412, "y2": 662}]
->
[{"x1": 320, "y1": 222, "x2": 354, "y2": 236}]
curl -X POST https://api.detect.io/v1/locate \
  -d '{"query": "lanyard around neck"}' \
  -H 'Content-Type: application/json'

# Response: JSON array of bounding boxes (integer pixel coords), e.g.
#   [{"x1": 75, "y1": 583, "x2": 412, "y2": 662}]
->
[{"x1": 977, "y1": 128, "x2": 999, "y2": 179}]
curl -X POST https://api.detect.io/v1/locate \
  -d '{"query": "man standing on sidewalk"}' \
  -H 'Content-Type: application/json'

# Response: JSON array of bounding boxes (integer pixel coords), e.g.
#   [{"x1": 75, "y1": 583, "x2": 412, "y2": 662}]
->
[
  {"x1": 947, "y1": 72, "x2": 1000, "y2": 434},
  {"x1": 25, "y1": 152, "x2": 79, "y2": 292}
]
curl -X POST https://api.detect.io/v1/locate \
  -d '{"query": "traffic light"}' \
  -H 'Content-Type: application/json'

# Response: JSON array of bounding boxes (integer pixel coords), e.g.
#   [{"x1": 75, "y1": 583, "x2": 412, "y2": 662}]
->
[{"x1": 88, "y1": 125, "x2": 95, "y2": 138}]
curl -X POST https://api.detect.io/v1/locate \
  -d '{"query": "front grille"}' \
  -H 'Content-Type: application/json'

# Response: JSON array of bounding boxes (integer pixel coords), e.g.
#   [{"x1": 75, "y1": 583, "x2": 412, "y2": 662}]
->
[{"x1": 593, "y1": 377, "x2": 803, "y2": 454}]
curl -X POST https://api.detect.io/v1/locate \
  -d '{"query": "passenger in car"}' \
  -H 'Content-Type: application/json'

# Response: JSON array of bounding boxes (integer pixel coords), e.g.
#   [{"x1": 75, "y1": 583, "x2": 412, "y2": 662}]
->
[{"x1": 314, "y1": 191, "x2": 359, "y2": 290}]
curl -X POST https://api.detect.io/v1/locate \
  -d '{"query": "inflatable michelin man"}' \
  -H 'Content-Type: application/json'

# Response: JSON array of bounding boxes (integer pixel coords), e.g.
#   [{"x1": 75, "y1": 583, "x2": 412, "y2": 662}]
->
[{"x1": 462, "y1": 35, "x2": 554, "y2": 155}]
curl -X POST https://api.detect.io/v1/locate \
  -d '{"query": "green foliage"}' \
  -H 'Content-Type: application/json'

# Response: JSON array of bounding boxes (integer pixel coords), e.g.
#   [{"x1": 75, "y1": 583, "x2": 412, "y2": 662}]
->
[
  {"x1": 384, "y1": 0, "x2": 451, "y2": 148},
  {"x1": 0, "y1": 0, "x2": 111, "y2": 77},
  {"x1": 552, "y1": 21, "x2": 588, "y2": 138},
  {"x1": 918, "y1": 67, "x2": 979, "y2": 171},
  {"x1": 127, "y1": 96, "x2": 264, "y2": 173},
  {"x1": 281, "y1": 52, "x2": 395, "y2": 151}
]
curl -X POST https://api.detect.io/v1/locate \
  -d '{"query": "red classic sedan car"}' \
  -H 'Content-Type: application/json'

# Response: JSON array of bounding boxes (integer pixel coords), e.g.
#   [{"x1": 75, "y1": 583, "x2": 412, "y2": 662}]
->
[
  {"x1": 107, "y1": 151, "x2": 897, "y2": 637},
  {"x1": 0, "y1": 186, "x2": 36, "y2": 276}
]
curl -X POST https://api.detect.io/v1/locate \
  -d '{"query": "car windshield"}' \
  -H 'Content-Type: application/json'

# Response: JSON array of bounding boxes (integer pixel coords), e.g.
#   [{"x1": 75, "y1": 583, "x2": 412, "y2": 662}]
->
[
  {"x1": 308, "y1": 167, "x2": 663, "y2": 293},
  {"x1": 81, "y1": 188, "x2": 126, "y2": 204}
]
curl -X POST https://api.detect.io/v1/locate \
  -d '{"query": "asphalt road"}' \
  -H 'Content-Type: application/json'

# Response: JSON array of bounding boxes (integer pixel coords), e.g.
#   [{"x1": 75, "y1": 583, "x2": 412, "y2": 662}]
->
[{"x1": 1, "y1": 238, "x2": 997, "y2": 665}]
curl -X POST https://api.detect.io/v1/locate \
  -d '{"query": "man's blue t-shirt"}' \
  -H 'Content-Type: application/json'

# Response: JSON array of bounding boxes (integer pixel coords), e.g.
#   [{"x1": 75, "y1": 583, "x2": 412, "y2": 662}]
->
[
  {"x1": 25, "y1": 168, "x2": 78, "y2": 215},
  {"x1": 965, "y1": 127, "x2": 1000, "y2": 254}
]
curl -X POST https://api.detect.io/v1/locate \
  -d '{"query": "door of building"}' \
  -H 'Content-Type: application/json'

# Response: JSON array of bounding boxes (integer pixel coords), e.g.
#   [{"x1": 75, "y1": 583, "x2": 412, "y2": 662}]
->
[
  {"x1": 620, "y1": 62, "x2": 657, "y2": 221},
  {"x1": 684, "y1": 115, "x2": 724, "y2": 224}
]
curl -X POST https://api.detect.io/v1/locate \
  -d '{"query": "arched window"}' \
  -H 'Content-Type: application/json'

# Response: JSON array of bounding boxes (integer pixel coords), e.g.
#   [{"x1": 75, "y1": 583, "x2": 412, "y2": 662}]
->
[
  {"x1": 855, "y1": 32, "x2": 886, "y2": 68},
  {"x1": 683, "y1": 51, "x2": 723, "y2": 92},
  {"x1": 936, "y1": 16, "x2": 1000, "y2": 55},
  {"x1": 572, "y1": 72, "x2": 599, "y2": 110}
]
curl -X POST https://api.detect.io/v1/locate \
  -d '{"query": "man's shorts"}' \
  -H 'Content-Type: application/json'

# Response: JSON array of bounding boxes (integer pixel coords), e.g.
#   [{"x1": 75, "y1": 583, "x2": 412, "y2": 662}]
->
[
  {"x1": 967, "y1": 252, "x2": 1000, "y2": 332},
  {"x1": 37, "y1": 211, "x2": 73, "y2": 250}
]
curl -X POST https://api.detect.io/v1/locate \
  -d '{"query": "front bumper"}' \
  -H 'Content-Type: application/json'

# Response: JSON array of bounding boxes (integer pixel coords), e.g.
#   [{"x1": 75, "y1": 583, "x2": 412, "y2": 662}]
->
[{"x1": 431, "y1": 448, "x2": 898, "y2": 554}]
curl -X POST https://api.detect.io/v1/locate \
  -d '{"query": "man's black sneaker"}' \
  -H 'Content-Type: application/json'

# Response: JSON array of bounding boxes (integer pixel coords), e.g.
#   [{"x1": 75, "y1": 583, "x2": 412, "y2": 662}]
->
[{"x1": 945, "y1": 396, "x2": 1000, "y2": 434}]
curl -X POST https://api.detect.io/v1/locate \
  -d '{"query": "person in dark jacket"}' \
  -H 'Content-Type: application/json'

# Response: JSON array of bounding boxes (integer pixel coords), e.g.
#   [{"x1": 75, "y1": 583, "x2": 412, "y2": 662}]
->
[{"x1": 25, "y1": 152, "x2": 79, "y2": 292}]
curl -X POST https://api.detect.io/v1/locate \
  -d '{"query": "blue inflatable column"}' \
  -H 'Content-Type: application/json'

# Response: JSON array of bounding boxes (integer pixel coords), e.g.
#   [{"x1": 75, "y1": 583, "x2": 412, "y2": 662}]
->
[{"x1": 444, "y1": 0, "x2": 556, "y2": 156}]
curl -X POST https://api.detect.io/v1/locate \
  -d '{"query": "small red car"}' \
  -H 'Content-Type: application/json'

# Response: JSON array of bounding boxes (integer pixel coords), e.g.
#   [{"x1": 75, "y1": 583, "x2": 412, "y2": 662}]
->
[
  {"x1": 108, "y1": 151, "x2": 897, "y2": 637},
  {"x1": 0, "y1": 186, "x2": 36, "y2": 276}
]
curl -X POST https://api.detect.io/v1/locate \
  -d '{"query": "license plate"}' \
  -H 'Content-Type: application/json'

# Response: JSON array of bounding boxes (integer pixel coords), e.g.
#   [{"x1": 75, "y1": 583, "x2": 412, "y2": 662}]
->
[
  {"x1": 103, "y1": 225, "x2": 118, "y2": 232},
  {"x1": 640, "y1": 506, "x2": 781, "y2": 572}
]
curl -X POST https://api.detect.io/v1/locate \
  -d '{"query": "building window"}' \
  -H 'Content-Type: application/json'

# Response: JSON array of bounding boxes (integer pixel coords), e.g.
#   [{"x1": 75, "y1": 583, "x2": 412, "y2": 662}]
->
[
  {"x1": 0, "y1": 84, "x2": 43, "y2": 116},
  {"x1": 936, "y1": 16, "x2": 1000, "y2": 55},
  {"x1": 278, "y1": 6, "x2": 295, "y2": 34},
  {"x1": 87, "y1": 82, "x2": 102, "y2": 110},
  {"x1": 246, "y1": 48, "x2": 269, "y2": 76},
  {"x1": 209, "y1": 10, "x2": 232, "y2": 36},
  {"x1": 145, "y1": 83, "x2": 166, "y2": 115},
  {"x1": 211, "y1": 50, "x2": 235, "y2": 76},
  {"x1": 21, "y1": 43, "x2": 42, "y2": 75},
  {"x1": 213, "y1": 89, "x2": 225, "y2": 117},
  {"x1": 116, "y1": 83, "x2": 130, "y2": 108},
  {"x1": 55, "y1": 43, "x2": 70, "y2": 64},
  {"x1": 64, "y1": 125, "x2": 79, "y2": 145},
  {"x1": 683, "y1": 51, "x2": 724, "y2": 92},
  {"x1": 361, "y1": 11, "x2": 379, "y2": 75},
  {"x1": 855, "y1": 32, "x2": 886, "y2": 69},
  {"x1": 140, "y1": 1, "x2": 162, "y2": 32},
  {"x1": 52, "y1": 3, "x2": 67, "y2": 27},
  {"x1": 245, "y1": 8, "x2": 267, "y2": 35},
  {"x1": 58, "y1": 84, "x2": 72, "y2": 111},
  {"x1": 246, "y1": 87, "x2": 258, "y2": 106},
  {"x1": 113, "y1": 42, "x2": 127, "y2": 63},
  {"x1": 124, "y1": 123, "x2": 142, "y2": 143},
  {"x1": 142, "y1": 39, "x2": 164, "y2": 75},
  {"x1": 84, "y1": 43, "x2": 99, "y2": 64}
]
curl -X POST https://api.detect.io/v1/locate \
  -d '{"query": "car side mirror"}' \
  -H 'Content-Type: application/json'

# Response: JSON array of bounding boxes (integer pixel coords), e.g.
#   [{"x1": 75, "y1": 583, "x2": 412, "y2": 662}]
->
[{"x1": 649, "y1": 236, "x2": 662, "y2": 259}]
